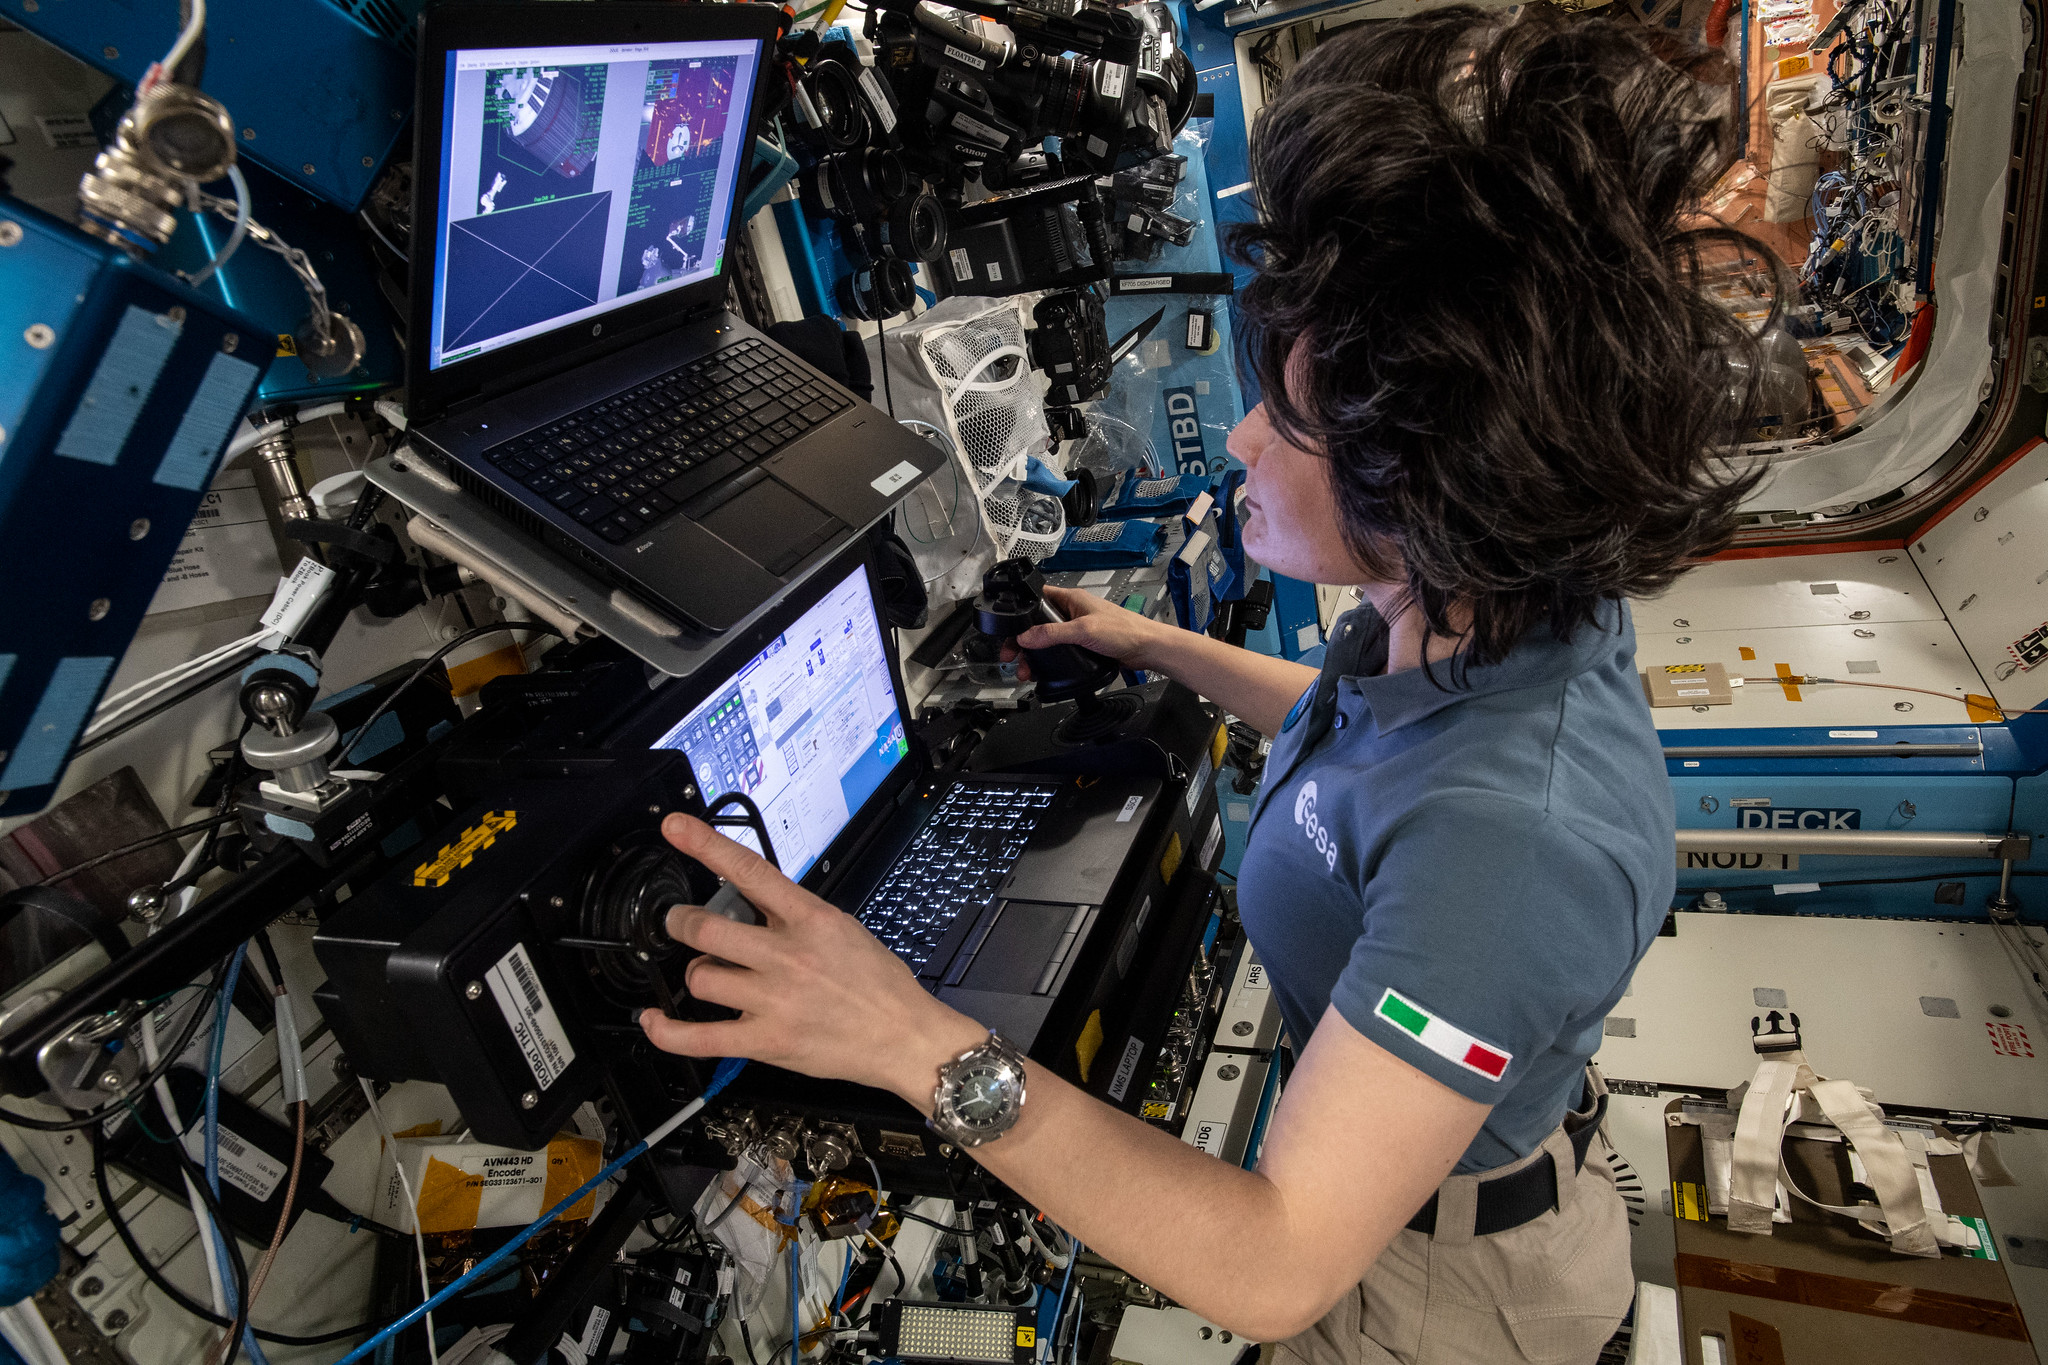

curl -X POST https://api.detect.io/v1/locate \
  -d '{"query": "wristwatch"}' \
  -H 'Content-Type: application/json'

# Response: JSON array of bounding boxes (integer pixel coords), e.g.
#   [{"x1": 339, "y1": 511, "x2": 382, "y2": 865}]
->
[{"x1": 927, "y1": 1031, "x2": 1029, "y2": 1148}]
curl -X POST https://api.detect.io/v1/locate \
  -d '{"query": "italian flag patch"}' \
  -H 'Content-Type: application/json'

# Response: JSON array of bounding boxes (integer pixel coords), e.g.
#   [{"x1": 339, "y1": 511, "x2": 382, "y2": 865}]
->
[{"x1": 1374, "y1": 988, "x2": 1513, "y2": 1082}]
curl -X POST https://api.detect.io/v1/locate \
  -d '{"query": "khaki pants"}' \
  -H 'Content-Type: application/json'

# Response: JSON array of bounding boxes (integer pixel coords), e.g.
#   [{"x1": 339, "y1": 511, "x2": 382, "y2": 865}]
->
[{"x1": 1266, "y1": 1127, "x2": 1635, "y2": 1365}]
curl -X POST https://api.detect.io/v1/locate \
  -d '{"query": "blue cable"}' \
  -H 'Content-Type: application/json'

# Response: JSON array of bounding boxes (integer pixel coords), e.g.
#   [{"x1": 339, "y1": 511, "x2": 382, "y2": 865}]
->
[
  {"x1": 204, "y1": 945, "x2": 269, "y2": 1365},
  {"x1": 831, "y1": 1239, "x2": 855, "y2": 1326},
  {"x1": 1046, "y1": 1246, "x2": 1076, "y2": 1364},
  {"x1": 335, "y1": 1056, "x2": 748, "y2": 1365}
]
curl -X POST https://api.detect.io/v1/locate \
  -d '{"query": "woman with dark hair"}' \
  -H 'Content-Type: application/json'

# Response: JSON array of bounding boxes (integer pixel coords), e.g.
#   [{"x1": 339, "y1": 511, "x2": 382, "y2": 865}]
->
[{"x1": 640, "y1": 8, "x2": 1768, "y2": 1362}]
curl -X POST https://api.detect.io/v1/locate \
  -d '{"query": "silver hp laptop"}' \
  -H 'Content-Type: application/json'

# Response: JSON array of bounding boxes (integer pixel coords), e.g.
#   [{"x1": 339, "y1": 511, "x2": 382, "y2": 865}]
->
[{"x1": 405, "y1": 3, "x2": 942, "y2": 633}]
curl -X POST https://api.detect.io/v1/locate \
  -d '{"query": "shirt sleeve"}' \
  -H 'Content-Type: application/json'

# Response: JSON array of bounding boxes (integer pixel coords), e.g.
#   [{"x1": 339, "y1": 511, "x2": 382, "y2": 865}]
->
[{"x1": 1326, "y1": 795, "x2": 1638, "y2": 1103}]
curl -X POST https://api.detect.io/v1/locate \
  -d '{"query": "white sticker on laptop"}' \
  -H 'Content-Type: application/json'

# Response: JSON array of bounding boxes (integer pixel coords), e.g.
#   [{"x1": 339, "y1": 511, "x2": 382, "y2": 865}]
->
[
  {"x1": 488, "y1": 942, "x2": 576, "y2": 1090},
  {"x1": 1116, "y1": 795, "x2": 1142, "y2": 822},
  {"x1": 1199, "y1": 813, "x2": 1223, "y2": 870},
  {"x1": 870, "y1": 460, "x2": 922, "y2": 497}
]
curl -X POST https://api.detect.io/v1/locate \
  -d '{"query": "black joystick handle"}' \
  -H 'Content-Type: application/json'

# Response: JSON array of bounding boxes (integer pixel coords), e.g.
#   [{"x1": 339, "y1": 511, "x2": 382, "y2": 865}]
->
[{"x1": 975, "y1": 558, "x2": 1122, "y2": 707}]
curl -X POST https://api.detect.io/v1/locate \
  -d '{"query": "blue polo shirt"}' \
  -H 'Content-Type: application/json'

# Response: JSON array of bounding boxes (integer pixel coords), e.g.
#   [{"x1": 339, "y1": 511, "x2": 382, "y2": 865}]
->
[{"x1": 1237, "y1": 599, "x2": 1673, "y2": 1174}]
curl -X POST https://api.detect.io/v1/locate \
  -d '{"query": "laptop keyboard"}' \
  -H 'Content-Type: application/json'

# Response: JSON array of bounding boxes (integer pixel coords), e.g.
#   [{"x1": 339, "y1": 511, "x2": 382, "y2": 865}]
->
[
  {"x1": 858, "y1": 783, "x2": 1059, "y2": 976},
  {"x1": 479, "y1": 337, "x2": 852, "y2": 546}
]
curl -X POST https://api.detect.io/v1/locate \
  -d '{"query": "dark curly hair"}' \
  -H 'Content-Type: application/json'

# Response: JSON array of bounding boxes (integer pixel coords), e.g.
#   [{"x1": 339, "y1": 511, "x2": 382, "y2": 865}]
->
[{"x1": 1230, "y1": 4, "x2": 1775, "y2": 672}]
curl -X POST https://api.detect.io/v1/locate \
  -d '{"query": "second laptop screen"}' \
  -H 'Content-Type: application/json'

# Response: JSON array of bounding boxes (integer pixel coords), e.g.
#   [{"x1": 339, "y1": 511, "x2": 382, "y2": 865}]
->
[
  {"x1": 651, "y1": 567, "x2": 909, "y2": 882},
  {"x1": 431, "y1": 37, "x2": 760, "y2": 371}
]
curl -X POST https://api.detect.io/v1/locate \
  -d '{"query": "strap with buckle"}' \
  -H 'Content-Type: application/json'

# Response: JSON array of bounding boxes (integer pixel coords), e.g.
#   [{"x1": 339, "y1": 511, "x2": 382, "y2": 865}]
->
[{"x1": 1405, "y1": 1088, "x2": 1607, "y2": 1237}]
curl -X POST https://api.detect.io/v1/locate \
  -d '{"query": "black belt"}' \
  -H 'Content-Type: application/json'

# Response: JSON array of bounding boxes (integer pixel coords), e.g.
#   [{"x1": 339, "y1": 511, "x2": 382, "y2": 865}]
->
[{"x1": 1405, "y1": 1089, "x2": 1607, "y2": 1237}]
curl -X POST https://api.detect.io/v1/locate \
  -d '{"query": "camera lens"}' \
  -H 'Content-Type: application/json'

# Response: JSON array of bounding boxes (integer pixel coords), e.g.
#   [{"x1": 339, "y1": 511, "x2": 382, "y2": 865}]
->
[
  {"x1": 880, "y1": 187, "x2": 946, "y2": 262},
  {"x1": 804, "y1": 57, "x2": 871, "y2": 151},
  {"x1": 799, "y1": 155, "x2": 857, "y2": 222}
]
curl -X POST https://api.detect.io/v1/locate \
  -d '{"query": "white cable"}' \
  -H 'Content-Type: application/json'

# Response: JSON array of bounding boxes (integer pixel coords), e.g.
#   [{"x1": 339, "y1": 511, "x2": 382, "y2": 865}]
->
[
  {"x1": 357, "y1": 1078, "x2": 440, "y2": 1365},
  {"x1": 140, "y1": 1012, "x2": 229, "y2": 1317},
  {"x1": 83, "y1": 635, "x2": 267, "y2": 738},
  {"x1": 157, "y1": 0, "x2": 206, "y2": 87},
  {"x1": 90, "y1": 634, "x2": 263, "y2": 713},
  {"x1": 221, "y1": 401, "x2": 349, "y2": 464},
  {"x1": 187, "y1": 164, "x2": 250, "y2": 288},
  {"x1": 0, "y1": 1300, "x2": 70, "y2": 1365}
]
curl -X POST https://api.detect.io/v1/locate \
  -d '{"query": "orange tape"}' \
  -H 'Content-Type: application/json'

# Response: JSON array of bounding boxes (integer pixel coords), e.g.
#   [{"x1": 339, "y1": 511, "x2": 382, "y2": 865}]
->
[
  {"x1": 1739, "y1": 647, "x2": 1756, "y2": 661},
  {"x1": 445, "y1": 642, "x2": 527, "y2": 699},
  {"x1": 1966, "y1": 694, "x2": 2005, "y2": 723},
  {"x1": 1675, "y1": 1254, "x2": 2029, "y2": 1340},
  {"x1": 1774, "y1": 663, "x2": 1802, "y2": 702}
]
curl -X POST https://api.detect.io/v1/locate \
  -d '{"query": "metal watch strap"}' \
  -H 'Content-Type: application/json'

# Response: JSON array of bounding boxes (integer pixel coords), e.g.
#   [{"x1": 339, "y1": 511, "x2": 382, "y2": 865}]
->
[{"x1": 927, "y1": 1030, "x2": 1028, "y2": 1149}]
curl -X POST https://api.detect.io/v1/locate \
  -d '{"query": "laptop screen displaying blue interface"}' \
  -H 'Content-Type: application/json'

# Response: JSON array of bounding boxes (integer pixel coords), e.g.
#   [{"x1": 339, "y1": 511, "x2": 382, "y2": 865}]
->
[
  {"x1": 651, "y1": 566, "x2": 910, "y2": 882},
  {"x1": 430, "y1": 36, "x2": 761, "y2": 371}
]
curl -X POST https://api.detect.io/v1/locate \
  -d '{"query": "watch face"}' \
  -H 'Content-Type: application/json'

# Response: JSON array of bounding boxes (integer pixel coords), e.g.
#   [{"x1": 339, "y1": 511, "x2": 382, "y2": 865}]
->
[{"x1": 955, "y1": 1064, "x2": 1011, "y2": 1126}]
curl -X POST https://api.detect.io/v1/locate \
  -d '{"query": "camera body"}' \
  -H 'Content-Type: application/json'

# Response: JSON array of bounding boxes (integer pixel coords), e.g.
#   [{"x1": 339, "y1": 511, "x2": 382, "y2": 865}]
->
[{"x1": 312, "y1": 750, "x2": 727, "y2": 1154}]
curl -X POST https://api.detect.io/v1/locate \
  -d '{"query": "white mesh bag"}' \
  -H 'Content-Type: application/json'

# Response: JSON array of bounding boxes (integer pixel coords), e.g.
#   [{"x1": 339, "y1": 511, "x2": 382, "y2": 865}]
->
[{"x1": 877, "y1": 295, "x2": 1063, "y2": 559}]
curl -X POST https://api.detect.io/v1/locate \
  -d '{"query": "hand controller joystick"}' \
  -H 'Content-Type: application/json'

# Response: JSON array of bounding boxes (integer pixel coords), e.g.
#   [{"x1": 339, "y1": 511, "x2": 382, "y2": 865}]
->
[{"x1": 975, "y1": 558, "x2": 1140, "y2": 741}]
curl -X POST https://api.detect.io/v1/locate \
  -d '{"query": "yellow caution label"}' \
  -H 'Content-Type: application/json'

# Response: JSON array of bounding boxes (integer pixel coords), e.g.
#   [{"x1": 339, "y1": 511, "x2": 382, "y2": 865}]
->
[
  {"x1": 1662, "y1": 664, "x2": 1707, "y2": 674},
  {"x1": 1016, "y1": 1326, "x2": 1036, "y2": 1348},
  {"x1": 1160, "y1": 831, "x2": 1183, "y2": 885},
  {"x1": 1673, "y1": 1180, "x2": 1709, "y2": 1222},
  {"x1": 1075, "y1": 1010, "x2": 1105, "y2": 1083},
  {"x1": 413, "y1": 810, "x2": 518, "y2": 887},
  {"x1": 275, "y1": 332, "x2": 298, "y2": 357},
  {"x1": 1209, "y1": 721, "x2": 1228, "y2": 771},
  {"x1": 1139, "y1": 1100, "x2": 1171, "y2": 1120}
]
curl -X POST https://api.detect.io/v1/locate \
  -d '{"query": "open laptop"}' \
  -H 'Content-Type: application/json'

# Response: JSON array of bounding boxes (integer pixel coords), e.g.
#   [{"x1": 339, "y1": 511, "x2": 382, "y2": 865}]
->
[
  {"x1": 405, "y1": 3, "x2": 944, "y2": 634},
  {"x1": 609, "y1": 549, "x2": 1167, "y2": 1052}
]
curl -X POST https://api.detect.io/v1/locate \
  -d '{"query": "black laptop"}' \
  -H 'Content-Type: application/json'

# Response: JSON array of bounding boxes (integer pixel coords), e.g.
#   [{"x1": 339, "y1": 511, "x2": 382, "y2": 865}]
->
[
  {"x1": 405, "y1": 3, "x2": 944, "y2": 633},
  {"x1": 607, "y1": 549, "x2": 1166, "y2": 1051}
]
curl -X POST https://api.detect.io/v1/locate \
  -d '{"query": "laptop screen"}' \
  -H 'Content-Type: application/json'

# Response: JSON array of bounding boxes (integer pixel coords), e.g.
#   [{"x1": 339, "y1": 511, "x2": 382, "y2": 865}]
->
[
  {"x1": 650, "y1": 565, "x2": 910, "y2": 882},
  {"x1": 428, "y1": 36, "x2": 762, "y2": 372}
]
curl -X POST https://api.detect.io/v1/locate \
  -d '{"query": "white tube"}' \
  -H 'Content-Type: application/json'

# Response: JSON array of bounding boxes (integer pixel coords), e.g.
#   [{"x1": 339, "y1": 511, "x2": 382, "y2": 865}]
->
[
  {"x1": 358, "y1": 1079, "x2": 440, "y2": 1365},
  {"x1": 157, "y1": 0, "x2": 206, "y2": 86},
  {"x1": 188, "y1": 164, "x2": 250, "y2": 288},
  {"x1": 0, "y1": 1300, "x2": 71, "y2": 1365},
  {"x1": 141, "y1": 1013, "x2": 228, "y2": 1317}
]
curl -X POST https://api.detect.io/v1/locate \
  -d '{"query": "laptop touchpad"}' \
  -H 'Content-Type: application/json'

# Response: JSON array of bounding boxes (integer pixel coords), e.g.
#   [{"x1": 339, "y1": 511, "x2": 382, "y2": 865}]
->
[
  {"x1": 700, "y1": 480, "x2": 841, "y2": 577},
  {"x1": 959, "y1": 902, "x2": 1076, "y2": 994}
]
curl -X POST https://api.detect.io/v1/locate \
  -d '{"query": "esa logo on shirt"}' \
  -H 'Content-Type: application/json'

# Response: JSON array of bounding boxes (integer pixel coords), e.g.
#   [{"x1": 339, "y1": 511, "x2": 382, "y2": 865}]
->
[{"x1": 1293, "y1": 780, "x2": 1339, "y2": 872}]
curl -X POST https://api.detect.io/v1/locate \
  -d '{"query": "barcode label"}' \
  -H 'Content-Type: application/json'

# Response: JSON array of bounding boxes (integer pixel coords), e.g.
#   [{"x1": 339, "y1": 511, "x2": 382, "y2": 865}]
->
[
  {"x1": 488, "y1": 942, "x2": 577, "y2": 1091},
  {"x1": 182, "y1": 1122, "x2": 287, "y2": 1203}
]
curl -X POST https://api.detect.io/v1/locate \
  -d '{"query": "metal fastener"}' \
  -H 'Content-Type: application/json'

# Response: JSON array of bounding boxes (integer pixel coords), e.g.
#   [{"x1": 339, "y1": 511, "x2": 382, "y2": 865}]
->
[
  {"x1": 241, "y1": 127, "x2": 256, "y2": 140},
  {"x1": 1974, "y1": 506, "x2": 1991, "y2": 522},
  {"x1": 56, "y1": 1166, "x2": 68, "y2": 1177},
  {"x1": 222, "y1": 333, "x2": 238, "y2": 353},
  {"x1": 76, "y1": 1278, "x2": 102, "y2": 1298},
  {"x1": 129, "y1": 518, "x2": 150, "y2": 540},
  {"x1": 1894, "y1": 701, "x2": 1914, "y2": 712},
  {"x1": 103, "y1": 1309, "x2": 128, "y2": 1331},
  {"x1": 1854, "y1": 628, "x2": 1875, "y2": 639},
  {"x1": 1675, "y1": 636, "x2": 1691, "y2": 644},
  {"x1": 165, "y1": 306, "x2": 185, "y2": 324},
  {"x1": 1199, "y1": 1328, "x2": 1214, "y2": 1340},
  {"x1": 464, "y1": 981, "x2": 483, "y2": 1001},
  {"x1": 1849, "y1": 610, "x2": 1871, "y2": 620},
  {"x1": 1672, "y1": 618, "x2": 1689, "y2": 628},
  {"x1": 1878, "y1": 555, "x2": 1898, "y2": 564},
  {"x1": 302, "y1": 162, "x2": 316, "y2": 175},
  {"x1": 102, "y1": 45, "x2": 118, "y2": 59},
  {"x1": 24, "y1": 323, "x2": 54, "y2": 349},
  {"x1": 87, "y1": 598, "x2": 111, "y2": 621},
  {"x1": 0, "y1": 221, "x2": 21, "y2": 247},
  {"x1": 648, "y1": 805, "x2": 662, "y2": 816},
  {"x1": 520, "y1": 1090, "x2": 539, "y2": 1110},
  {"x1": 97, "y1": 1069, "x2": 122, "y2": 1091},
  {"x1": 549, "y1": 895, "x2": 565, "y2": 909},
  {"x1": 1231, "y1": 1020, "x2": 1254, "y2": 1036},
  {"x1": 1216, "y1": 1063, "x2": 1241, "y2": 1081}
]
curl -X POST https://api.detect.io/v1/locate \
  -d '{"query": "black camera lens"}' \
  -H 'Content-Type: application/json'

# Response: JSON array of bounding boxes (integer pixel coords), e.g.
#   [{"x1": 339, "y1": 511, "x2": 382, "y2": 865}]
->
[
  {"x1": 799, "y1": 155, "x2": 857, "y2": 222},
  {"x1": 836, "y1": 258, "x2": 915, "y2": 322},
  {"x1": 879, "y1": 186, "x2": 946, "y2": 262},
  {"x1": 804, "y1": 56, "x2": 871, "y2": 151}
]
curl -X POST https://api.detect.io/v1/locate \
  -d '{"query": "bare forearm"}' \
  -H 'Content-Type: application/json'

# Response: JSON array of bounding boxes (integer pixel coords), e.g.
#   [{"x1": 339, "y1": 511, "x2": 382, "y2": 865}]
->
[
  {"x1": 885, "y1": 1019, "x2": 1321, "y2": 1339},
  {"x1": 1141, "y1": 629, "x2": 1318, "y2": 736}
]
